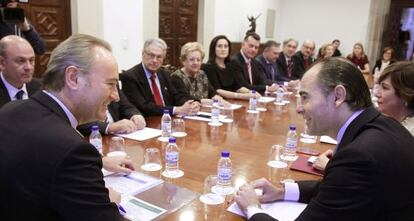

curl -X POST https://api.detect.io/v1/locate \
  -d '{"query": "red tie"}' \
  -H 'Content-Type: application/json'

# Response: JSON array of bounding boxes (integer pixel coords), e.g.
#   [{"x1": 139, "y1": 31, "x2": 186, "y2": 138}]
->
[
  {"x1": 150, "y1": 73, "x2": 164, "y2": 106},
  {"x1": 247, "y1": 61, "x2": 253, "y2": 85},
  {"x1": 287, "y1": 58, "x2": 293, "y2": 78}
]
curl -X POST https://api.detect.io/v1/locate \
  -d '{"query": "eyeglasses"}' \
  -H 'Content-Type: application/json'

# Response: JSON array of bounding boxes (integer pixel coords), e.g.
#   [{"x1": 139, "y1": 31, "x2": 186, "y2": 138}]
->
[{"x1": 144, "y1": 51, "x2": 164, "y2": 61}]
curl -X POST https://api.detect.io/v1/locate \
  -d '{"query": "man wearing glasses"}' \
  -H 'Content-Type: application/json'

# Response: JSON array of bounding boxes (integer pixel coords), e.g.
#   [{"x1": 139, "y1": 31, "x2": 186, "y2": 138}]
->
[{"x1": 120, "y1": 38, "x2": 199, "y2": 116}]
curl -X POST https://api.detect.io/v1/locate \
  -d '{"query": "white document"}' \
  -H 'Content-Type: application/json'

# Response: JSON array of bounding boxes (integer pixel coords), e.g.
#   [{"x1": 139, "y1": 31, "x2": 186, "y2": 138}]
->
[
  {"x1": 104, "y1": 171, "x2": 163, "y2": 196},
  {"x1": 258, "y1": 96, "x2": 276, "y2": 103},
  {"x1": 121, "y1": 195, "x2": 166, "y2": 221},
  {"x1": 184, "y1": 111, "x2": 226, "y2": 122},
  {"x1": 116, "y1": 127, "x2": 162, "y2": 141},
  {"x1": 203, "y1": 104, "x2": 242, "y2": 110},
  {"x1": 227, "y1": 201, "x2": 307, "y2": 221},
  {"x1": 320, "y1": 135, "x2": 338, "y2": 145}
]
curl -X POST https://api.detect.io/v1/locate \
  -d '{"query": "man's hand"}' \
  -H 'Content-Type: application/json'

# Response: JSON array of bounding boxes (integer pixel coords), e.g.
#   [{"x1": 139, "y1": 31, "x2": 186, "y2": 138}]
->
[
  {"x1": 234, "y1": 183, "x2": 260, "y2": 213},
  {"x1": 102, "y1": 155, "x2": 134, "y2": 174},
  {"x1": 251, "y1": 178, "x2": 284, "y2": 203},
  {"x1": 107, "y1": 119, "x2": 137, "y2": 134},
  {"x1": 313, "y1": 149, "x2": 333, "y2": 171},
  {"x1": 130, "y1": 115, "x2": 146, "y2": 130},
  {"x1": 107, "y1": 187, "x2": 121, "y2": 206}
]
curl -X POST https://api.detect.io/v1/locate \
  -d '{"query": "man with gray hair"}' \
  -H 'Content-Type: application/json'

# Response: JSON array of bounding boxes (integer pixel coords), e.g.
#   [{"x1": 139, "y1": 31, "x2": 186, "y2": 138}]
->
[
  {"x1": 276, "y1": 38, "x2": 299, "y2": 81},
  {"x1": 0, "y1": 34, "x2": 124, "y2": 220},
  {"x1": 256, "y1": 40, "x2": 281, "y2": 85},
  {"x1": 121, "y1": 38, "x2": 199, "y2": 116},
  {"x1": 293, "y1": 40, "x2": 315, "y2": 78}
]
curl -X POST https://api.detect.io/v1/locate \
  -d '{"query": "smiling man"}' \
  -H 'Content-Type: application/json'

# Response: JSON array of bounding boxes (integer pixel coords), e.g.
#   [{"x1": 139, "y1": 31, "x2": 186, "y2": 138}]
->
[
  {"x1": 0, "y1": 34, "x2": 123, "y2": 220},
  {"x1": 235, "y1": 57, "x2": 414, "y2": 221},
  {"x1": 0, "y1": 35, "x2": 41, "y2": 108}
]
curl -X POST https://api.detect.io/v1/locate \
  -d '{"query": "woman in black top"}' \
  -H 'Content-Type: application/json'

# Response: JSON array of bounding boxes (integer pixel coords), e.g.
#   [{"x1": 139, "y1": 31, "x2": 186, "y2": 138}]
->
[{"x1": 202, "y1": 35, "x2": 251, "y2": 100}]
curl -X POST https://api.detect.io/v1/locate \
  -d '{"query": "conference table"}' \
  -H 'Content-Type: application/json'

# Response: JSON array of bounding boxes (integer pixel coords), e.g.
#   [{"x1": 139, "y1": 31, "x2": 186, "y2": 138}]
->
[{"x1": 101, "y1": 93, "x2": 334, "y2": 220}]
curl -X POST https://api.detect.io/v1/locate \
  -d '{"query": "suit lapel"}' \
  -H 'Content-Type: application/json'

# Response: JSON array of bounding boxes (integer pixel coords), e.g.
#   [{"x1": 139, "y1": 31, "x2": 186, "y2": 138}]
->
[
  {"x1": 136, "y1": 64, "x2": 155, "y2": 102},
  {"x1": 0, "y1": 77, "x2": 11, "y2": 106},
  {"x1": 156, "y1": 71, "x2": 169, "y2": 106}
]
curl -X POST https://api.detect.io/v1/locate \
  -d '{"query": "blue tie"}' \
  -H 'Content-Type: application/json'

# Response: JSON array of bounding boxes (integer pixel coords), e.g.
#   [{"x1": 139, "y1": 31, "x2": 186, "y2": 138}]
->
[{"x1": 16, "y1": 90, "x2": 24, "y2": 100}]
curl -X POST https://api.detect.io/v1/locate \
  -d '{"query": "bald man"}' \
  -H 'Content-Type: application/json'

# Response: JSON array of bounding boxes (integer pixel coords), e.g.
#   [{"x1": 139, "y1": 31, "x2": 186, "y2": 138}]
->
[
  {"x1": 293, "y1": 40, "x2": 315, "y2": 79},
  {"x1": 0, "y1": 35, "x2": 41, "y2": 108}
]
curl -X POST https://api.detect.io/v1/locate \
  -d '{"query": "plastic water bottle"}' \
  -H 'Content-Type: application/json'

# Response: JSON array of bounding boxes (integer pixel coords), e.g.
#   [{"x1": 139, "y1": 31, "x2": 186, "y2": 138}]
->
[
  {"x1": 217, "y1": 151, "x2": 232, "y2": 188},
  {"x1": 165, "y1": 137, "x2": 179, "y2": 174},
  {"x1": 161, "y1": 109, "x2": 171, "y2": 138},
  {"x1": 248, "y1": 90, "x2": 257, "y2": 111},
  {"x1": 276, "y1": 87, "x2": 285, "y2": 103},
  {"x1": 211, "y1": 99, "x2": 220, "y2": 124},
  {"x1": 89, "y1": 125, "x2": 102, "y2": 154},
  {"x1": 284, "y1": 124, "x2": 298, "y2": 161}
]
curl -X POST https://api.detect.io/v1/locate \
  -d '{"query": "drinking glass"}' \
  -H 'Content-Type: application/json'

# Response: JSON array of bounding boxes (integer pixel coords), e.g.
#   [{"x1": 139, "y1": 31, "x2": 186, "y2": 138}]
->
[
  {"x1": 141, "y1": 147, "x2": 162, "y2": 171},
  {"x1": 107, "y1": 136, "x2": 126, "y2": 157},
  {"x1": 171, "y1": 118, "x2": 187, "y2": 137}
]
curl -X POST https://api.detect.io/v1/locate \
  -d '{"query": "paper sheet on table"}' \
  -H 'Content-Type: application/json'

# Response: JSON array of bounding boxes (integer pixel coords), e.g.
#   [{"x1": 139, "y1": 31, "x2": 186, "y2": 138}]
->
[
  {"x1": 227, "y1": 201, "x2": 307, "y2": 221},
  {"x1": 104, "y1": 171, "x2": 163, "y2": 196},
  {"x1": 258, "y1": 96, "x2": 276, "y2": 103},
  {"x1": 121, "y1": 195, "x2": 166, "y2": 221},
  {"x1": 320, "y1": 135, "x2": 338, "y2": 145},
  {"x1": 184, "y1": 111, "x2": 226, "y2": 122},
  {"x1": 116, "y1": 127, "x2": 162, "y2": 141},
  {"x1": 203, "y1": 104, "x2": 242, "y2": 110}
]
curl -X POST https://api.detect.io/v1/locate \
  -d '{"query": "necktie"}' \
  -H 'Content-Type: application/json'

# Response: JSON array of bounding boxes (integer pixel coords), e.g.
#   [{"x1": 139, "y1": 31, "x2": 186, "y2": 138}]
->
[
  {"x1": 270, "y1": 65, "x2": 275, "y2": 81},
  {"x1": 287, "y1": 58, "x2": 293, "y2": 78},
  {"x1": 304, "y1": 59, "x2": 309, "y2": 71},
  {"x1": 15, "y1": 90, "x2": 24, "y2": 100},
  {"x1": 150, "y1": 73, "x2": 164, "y2": 106},
  {"x1": 247, "y1": 60, "x2": 253, "y2": 85}
]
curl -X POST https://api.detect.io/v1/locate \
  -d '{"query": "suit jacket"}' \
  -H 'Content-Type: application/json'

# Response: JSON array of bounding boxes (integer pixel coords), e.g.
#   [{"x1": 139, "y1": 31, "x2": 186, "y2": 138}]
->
[
  {"x1": 0, "y1": 91, "x2": 121, "y2": 221},
  {"x1": 77, "y1": 88, "x2": 142, "y2": 135},
  {"x1": 256, "y1": 54, "x2": 279, "y2": 85},
  {"x1": 293, "y1": 51, "x2": 313, "y2": 79},
  {"x1": 201, "y1": 62, "x2": 242, "y2": 92},
  {"x1": 120, "y1": 63, "x2": 188, "y2": 116},
  {"x1": 276, "y1": 52, "x2": 301, "y2": 81},
  {"x1": 251, "y1": 107, "x2": 414, "y2": 221},
  {"x1": 0, "y1": 77, "x2": 41, "y2": 108},
  {"x1": 231, "y1": 51, "x2": 269, "y2": 94}
]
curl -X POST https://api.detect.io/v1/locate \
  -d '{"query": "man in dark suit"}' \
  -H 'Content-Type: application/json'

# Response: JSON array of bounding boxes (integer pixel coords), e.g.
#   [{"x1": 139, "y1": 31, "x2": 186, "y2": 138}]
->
[
  {"x1": 256, "y1": 40, "x2": 281, "y2": 85},
  {"x1": 77, "y1": 87, "x2": 146, "y2": 135},
  {"x1": 277, "y1": 38, "x2": 300, "y2": 81},
  {"x1": 0, "y1": 35, "x2": 41, "y2": 108},
  {"x1": 120, "y1": 38, "x2": 199, "y2": 116},
  {"x1": 293, "y1": 40, "x2": 315, "y2": 79},
  {"x1": 235, "y1": 57, "x2": 414, "y2": 221},
  {"x1": 0, "y1": 34, "x2": 125, "y2": 220},
  {"x1": 231, "y1": 33, "x2": 278, "y2": 94}
]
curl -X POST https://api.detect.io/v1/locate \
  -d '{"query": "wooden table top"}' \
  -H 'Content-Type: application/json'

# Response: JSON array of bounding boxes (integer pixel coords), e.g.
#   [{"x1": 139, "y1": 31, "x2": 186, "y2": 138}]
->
[{"x1": 101, "y1": 94, "x2": 334, "y2": 221}]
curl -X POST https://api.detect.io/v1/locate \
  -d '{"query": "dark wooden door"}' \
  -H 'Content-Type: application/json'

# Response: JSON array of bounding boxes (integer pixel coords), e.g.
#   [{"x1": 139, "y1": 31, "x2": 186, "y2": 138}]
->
[
  {"x1": 159, "y1": 0, "x2": 198, "y2": 68},
  {"x1": 19, "y1": 0, "x2": 71, "y2": 78},
  {"x1": 381, "y1": 0, "x2": 414, "y2": 60}
]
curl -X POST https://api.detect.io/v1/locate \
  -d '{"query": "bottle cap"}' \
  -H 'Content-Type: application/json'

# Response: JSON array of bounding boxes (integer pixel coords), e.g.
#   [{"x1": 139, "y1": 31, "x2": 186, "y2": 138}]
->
[
  {"x1": 251, "y1": 90, "x2": 256, "y2": 93},
  {"x1": 163, "y1": 109, "x2": 170, "y2": 114},
  {"x1": 289, "y1": 124, "x2": 296, "y2": 130},
  {"x1": 91, "y1": 125, "x2": 99, "y2": 130},
  {"x1": 168, "y1": 137, "x2": 176, "y2": 143},
  {"x1": 221, "y1": 151, "x2": 230, "y2": 157},
  {"x1": 213, "y1": 99, "x2": 219, "y2": 103}
]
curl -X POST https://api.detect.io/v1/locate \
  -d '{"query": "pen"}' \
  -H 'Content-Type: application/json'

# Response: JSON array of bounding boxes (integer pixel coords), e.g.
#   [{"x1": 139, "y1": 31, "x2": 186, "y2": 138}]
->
[{"x1": 119, "y1": 205, "x2": 127, "y2": 214}]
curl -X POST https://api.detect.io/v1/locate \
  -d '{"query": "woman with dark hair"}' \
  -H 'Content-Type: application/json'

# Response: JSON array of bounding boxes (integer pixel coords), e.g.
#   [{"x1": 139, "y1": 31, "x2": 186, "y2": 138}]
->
[
  {"x1": 375, "y1": 61, "x2": 414, "y2": 135},
  {"x1": 372, "y1": 46, "x2": 396, "y2": 74},
  {"x1": 201, "y1": 35, "x2": 251, "y2": 100}
]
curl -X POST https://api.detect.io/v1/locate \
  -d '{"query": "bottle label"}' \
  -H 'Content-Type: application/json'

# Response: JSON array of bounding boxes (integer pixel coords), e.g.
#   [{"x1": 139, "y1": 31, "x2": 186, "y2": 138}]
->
[
  {"x1": 249, "y1": 99, "x2": 257, "y2": 110},
  {"x1": 166, "y1": 151, "x2": 179, "y2": 163},
  {"x1": 90, "y1": 139, "x2": 102, "y2": 150},
  {"x1": 212, "y1": 108, "x2": 220, "y2": 117},
  {"x1": 286, "y1": 139, "x2": 297, "y2": 149},
  {"x1": 218, "y1": 168, "x2": 232, "y2": 181},
  {"x1": 162, "y1": 122, "x2": 171, "y2": 132}
]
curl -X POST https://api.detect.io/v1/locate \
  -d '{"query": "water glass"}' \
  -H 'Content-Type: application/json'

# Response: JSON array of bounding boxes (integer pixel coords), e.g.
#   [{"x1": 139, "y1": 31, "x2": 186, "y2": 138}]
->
[
  {"x1": 199, "y1": 175, "x2": 224, "y2": 205},
  {"x1": 107, "y1": 136, "x2": 126, "y2": 157},
  {"x1": 220, "y1": 107, "x2": 233, "y2": 123},
  {"x1": 171, "y1": 118, "x2": 187, "y2": 137},
  {"x1": 141, "y1": 147, "x2": 162, "y2": 171}
]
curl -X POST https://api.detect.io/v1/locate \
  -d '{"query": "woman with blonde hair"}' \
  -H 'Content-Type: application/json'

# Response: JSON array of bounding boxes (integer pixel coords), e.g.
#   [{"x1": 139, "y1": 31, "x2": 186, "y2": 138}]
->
[{"x1": 347, "y1": 43, "x2": 372, "y2": 87}]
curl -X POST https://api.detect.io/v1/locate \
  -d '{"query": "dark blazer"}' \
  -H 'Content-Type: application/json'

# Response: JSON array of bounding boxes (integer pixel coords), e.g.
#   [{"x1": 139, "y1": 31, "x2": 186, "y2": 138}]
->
[
  {"x1": 0, "y1": 77, "x2": 41, "y2": 108},
  {"x1": 120, "y1": 63, "x2": 188, "y2": 116},
  {"x1": 0, "y1": 91, "x2": 121, "y2": 221},
  {"x1": 372, "y1": 59, "x2": 396, "y2": 74},
  {"x1": 276, "y1": 52, "x2": 301, "y2": 81},
  {"x1": 77, "y1": 88, "x2": 142, "y2": 135},
  {"x1": 293, "y1": 51, "x2": 313, "y2": 79},
  {"x1": 201, "y1": 62, "x2": 242, "y2": 92},
  {"x1": 255, "y1": 54, "x2": 279, "y2": 85},
  {"x1": 251, "y1": 107, "x2": 414, "y2": 221},
  {"x1": 230, "y1": 51, "x2": 269, "y2": 94}
]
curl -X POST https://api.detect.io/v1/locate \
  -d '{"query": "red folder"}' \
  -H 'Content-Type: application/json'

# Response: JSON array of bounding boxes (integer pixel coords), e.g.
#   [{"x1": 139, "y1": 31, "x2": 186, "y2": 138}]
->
[{"x1": 290, "y1": 155, "x2": 324, "y2": 177}]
